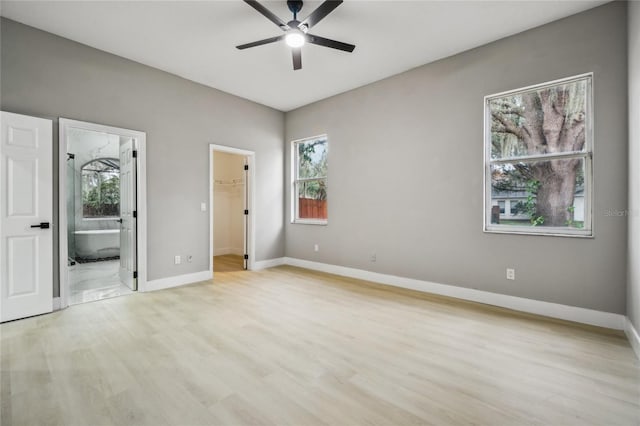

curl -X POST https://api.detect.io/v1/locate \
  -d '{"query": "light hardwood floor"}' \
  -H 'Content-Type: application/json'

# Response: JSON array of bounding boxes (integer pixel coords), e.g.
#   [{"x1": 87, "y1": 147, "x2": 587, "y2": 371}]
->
[
  {"x1": 1, "y1": 265, "x2": 639, "y2": 425},
  {"x1": 213, "y1": 254, "x2": 244, "y2": 273}
]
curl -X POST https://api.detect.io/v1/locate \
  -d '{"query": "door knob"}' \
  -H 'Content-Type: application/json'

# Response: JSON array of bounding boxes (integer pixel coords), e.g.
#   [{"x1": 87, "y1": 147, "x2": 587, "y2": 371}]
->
[
  {"x1": 30, "y1": 222, "x2": 50, "y2": 229},
  {"x1": 117, "y1": 218, "x2": 123, "y2": 223}
]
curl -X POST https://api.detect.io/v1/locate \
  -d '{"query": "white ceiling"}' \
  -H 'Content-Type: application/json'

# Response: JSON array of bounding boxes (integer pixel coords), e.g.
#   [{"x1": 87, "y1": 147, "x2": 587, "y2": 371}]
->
[{"x1": 1, "y1": 0, "x2": 609, "y2": 111}]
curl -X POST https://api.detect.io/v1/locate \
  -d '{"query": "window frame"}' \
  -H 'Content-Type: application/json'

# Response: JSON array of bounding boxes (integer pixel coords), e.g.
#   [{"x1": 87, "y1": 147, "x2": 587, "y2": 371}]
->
[
  {"x1": 498, "y1": 200, "x2": 506, "y2": 215},
  {"x1": 291, "y1": 135, "x2": 328, "y2": 225},
  {"x1": 483, "y1": 73, "x2": 594, "y2": 237}
]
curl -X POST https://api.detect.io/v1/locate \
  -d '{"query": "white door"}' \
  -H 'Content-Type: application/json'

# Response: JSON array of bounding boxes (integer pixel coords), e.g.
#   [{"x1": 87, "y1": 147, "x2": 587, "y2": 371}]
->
[
  {"x1": 0, "y1": 112, "x2": 53, "y2": 322},
  {"x1": 119, "y1": 138, "x2": 137, "y2": 290}
]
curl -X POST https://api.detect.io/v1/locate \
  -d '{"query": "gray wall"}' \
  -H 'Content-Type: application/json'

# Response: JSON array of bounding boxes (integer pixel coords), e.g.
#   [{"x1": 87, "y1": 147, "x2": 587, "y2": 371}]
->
[
  {"x1": 1, "y1": 5, "x2": 631, "y2": 316},
  {"x1": 1, "y1": 18, "x2": 285, "y2": 295},
  {"x1": 628, "y1": 1, "x2": 640, "y2": 331},
  {"x1": 285, "y1": 3, "x2": 628, "y2": 314}
]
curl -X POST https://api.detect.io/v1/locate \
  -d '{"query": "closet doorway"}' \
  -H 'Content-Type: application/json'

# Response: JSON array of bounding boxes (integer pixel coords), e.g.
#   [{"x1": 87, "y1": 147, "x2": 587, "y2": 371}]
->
[{"x1": 209, "y1": 145, "x2": 255, "y2": 275}]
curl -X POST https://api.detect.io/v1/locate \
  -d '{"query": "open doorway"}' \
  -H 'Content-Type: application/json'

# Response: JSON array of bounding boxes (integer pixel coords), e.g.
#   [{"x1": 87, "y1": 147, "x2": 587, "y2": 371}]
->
[
  {"x1": 59, "y1": 119, "x2": 147, "y2": 307},
  {"x1": 210, "y1": 145, "x2": 255, "y2": 276}
]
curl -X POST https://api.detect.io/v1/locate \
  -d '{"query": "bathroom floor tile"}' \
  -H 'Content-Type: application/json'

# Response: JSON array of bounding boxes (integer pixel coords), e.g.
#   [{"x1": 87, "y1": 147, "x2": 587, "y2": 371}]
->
[{"x1": 69, "y1": 260, "x2": 134, "y2": 305}]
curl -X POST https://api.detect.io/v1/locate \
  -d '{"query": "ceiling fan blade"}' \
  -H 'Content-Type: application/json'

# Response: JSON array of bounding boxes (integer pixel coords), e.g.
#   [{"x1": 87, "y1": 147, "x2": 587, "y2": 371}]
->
[
  {"x1": 292, "y1": 48, "x2": 302, "y2": 70},
  {"x1": 236, "y1": 35, "x2": 285, "y2": 50},
  {"x1": 243, "y1": 0, "x2": 290, "y2": 31},
  {"x1": 307, "y1": 34, "x2": 355, "y2": 52},
  {"x1": 299, "y1": 0, "x2": 343, "y2": 30}
]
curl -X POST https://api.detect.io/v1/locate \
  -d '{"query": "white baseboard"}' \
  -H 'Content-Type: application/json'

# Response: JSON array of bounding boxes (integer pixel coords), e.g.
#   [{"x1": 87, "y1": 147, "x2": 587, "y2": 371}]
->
[
  {"x1": 144, "y1": 270, "x2": 212, "y2": 292},
  {"x1": 252, "y1": 257, "x2": 285, "y2": 270},
  {"x1": 52, "y1": 297, "x2": 61, "y2": 311},
  {"x1": 281, "y1": 257, "x2": 626, "y2": 331},
  {"x1": 625, "y1": 317, "x2": 640, "y2": 360},
  {"x1": 214, "y1": 247, "x2": 231, "y2": 256},
  {"x1": 214, "y1": 247, "x2": 244, "y2": 256}
]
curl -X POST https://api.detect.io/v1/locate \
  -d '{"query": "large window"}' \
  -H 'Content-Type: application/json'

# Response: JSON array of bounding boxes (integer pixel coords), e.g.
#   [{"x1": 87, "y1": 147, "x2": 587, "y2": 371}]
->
[
  {"x1": 292, "y1": 135, "x2": 328, "y2": 224},
  {"x1": 484, "y1": 74, "x2": 593, "y2": 236},
  {"x1": 82, "y1": 158, "x2": 120, "y2": 218}
]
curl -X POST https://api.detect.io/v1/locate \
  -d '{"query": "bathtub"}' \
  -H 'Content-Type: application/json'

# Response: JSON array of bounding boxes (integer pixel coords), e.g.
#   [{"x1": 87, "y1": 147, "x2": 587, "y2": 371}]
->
[{"x1": 74, "y1": 229, "x2": 120, "y2": 260}]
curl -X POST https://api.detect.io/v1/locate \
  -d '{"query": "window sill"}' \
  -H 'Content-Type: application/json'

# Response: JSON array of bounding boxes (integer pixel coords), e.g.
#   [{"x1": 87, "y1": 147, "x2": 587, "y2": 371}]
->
[
  {"x1": 484, "y1": 225, "x2": 593, "y2": 238},
  {"x1": 292, "y1": 219, "x2": 328, "y2": 226}
]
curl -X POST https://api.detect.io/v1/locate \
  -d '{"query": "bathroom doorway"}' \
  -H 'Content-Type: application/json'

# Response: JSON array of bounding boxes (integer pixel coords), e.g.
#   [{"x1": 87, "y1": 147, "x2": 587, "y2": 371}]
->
[
  {"x1": 209, "y1": 145, "x2": 255, "y2": 276},
  {"x1": 60, "y1": 119, "x2": 147, "y2": 306}
]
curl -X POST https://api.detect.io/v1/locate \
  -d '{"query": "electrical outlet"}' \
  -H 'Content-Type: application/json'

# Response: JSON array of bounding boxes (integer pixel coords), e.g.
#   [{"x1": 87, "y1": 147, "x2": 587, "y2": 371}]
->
[
  {"x1": 370, "y1": 253, "x2": 377, "y2": 262},
  {"x1": 506, "y1": 268, "x2": 515, "y2": 280},
  {"x1": 175, "y1": 255, "x2": 181, "y2": 265},
  {"x1": 314, "y1": 244, "x2": 319, "y2": 252}
]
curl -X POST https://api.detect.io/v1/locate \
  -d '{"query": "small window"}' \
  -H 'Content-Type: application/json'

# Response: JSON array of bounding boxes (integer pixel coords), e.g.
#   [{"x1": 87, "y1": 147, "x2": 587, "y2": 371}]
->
[
  {"x1": 82, "y1": 158, "x2": 120, "y2": 218},
  {"x1": 509, "y1": 200, "x2": 519, "y2": 215},
  {"x1": 484, "y1": 74, "x2": 592, "y2": 236},
  {"x1": 292, "y1": 136, "x2": 327, "y2": 224}
]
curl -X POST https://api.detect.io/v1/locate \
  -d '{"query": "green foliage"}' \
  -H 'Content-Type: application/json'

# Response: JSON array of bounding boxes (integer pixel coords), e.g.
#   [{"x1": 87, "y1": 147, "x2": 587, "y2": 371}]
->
[
  {"x1": 298, "y1": 140, "x2": 327, "y2": 177},
  {"x1": 100, "y1": 177, "x2": 119, "y2": 206},
  {"x1": 297, "y1": 139, "x2": 327, "y2": 200},
  {"x1": 517, "y1": 180, "x2": 544, "y2": 226},
  {"x1": 565, "y1": 205, "x2": 583, "y2": 228},
  {"x1": 82, "y1": 171, "x2": 120, "y2": 217}
]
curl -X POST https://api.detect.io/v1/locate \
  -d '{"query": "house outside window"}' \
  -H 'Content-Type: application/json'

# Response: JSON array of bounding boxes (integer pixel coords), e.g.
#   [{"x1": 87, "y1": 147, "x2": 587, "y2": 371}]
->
[
  {"x1": 292, "y1": 135, "x2": 327, "y2": 224},
  {"x1": 484, "y1": 74, "x2": 593, "y2": 236}
]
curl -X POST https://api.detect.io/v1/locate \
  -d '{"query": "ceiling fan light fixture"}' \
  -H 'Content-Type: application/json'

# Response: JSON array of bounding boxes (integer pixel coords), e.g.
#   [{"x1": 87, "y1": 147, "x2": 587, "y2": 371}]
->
[
  {"x1": 285, "y1": 30, "x2": 305, "y2": 48},
  {"x1": 236, "y1": 0, "x2": 355, "y2": 70}
]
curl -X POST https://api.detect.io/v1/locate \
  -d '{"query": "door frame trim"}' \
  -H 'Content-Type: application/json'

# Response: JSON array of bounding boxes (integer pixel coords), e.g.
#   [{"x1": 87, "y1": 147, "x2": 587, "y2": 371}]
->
[
  {"x1": 209, "y1": 144, "x2": 256, "y2": 276},
  {"x1": 58, "y1": 118, "x2": 147, "y2": 308}
]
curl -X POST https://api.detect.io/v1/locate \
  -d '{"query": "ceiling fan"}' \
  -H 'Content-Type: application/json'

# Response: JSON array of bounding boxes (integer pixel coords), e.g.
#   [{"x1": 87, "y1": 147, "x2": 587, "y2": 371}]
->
[{"x1": 236, "y1": 0, "x2": 356, "y2": 70}]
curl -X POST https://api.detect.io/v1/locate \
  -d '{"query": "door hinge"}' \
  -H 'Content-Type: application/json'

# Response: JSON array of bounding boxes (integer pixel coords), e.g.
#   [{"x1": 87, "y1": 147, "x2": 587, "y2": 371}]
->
[
  {"x1": 132, "y1": 150, "x2": 138, "y2": 158},
  {"x1": 133, "y1": 210, "x2": 137, "y2": 218},
  {"x1": 244, "y1": 254, "x2": 249, "y2": 260},
  {"x1": 244, "y1": 209, "x2": 249, "y2": 215},
  {"x1": 244, "y1": 164, "x2": 249, "y2": 171},
  {"x1": 133, "y1": 271, "x2": 138, "y2": 279}
]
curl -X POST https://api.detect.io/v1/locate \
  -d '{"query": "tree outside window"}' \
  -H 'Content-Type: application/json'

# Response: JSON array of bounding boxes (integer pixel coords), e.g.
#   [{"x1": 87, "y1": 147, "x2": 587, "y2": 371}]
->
[
  {"x1": 292, "y1": 136, "x2": 327, "y2": 223},
  {"x1": 82, "y1": 158, "x2": 120, "y2": 218},
  {"x1": 485, "y1": 74, "x2": 592, "y2": 236}
]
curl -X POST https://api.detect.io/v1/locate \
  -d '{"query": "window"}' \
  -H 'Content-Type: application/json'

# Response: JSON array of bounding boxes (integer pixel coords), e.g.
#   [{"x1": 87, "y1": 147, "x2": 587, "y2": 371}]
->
[
  {"x1": 292, "y1": 135, "x2": 327, "y2": 224},
  {"x1": 484, "y1": 74, "x2": 592, "y2": 236},
  {"x1": 82, "y1": 158, "x2": 120, "y2": 218},
  {"x1": 509, "y1": 200, "x2": 518, "y2": 215}
]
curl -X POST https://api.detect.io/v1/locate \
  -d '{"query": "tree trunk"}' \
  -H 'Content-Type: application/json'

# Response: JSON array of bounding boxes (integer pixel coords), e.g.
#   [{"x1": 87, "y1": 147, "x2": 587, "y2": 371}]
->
[
  {"x1": 492, "y1": 86, "x2": 586, "y2": 227},
  {"x1": 532, "y1": 158, "x2": 579, "y2": 226}
]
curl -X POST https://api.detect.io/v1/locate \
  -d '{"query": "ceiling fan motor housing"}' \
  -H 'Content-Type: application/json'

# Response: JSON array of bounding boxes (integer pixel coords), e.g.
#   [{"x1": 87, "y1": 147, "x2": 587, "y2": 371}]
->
[{"x1": 287, "y1": 0, "x2": 304, "y2": 17}]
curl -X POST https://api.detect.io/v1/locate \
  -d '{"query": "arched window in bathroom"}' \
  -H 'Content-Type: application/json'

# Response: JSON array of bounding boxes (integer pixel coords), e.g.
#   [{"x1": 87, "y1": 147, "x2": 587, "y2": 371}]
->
[{"x1": 81, "y1": 158, "x2": 120, "y2": 218}]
